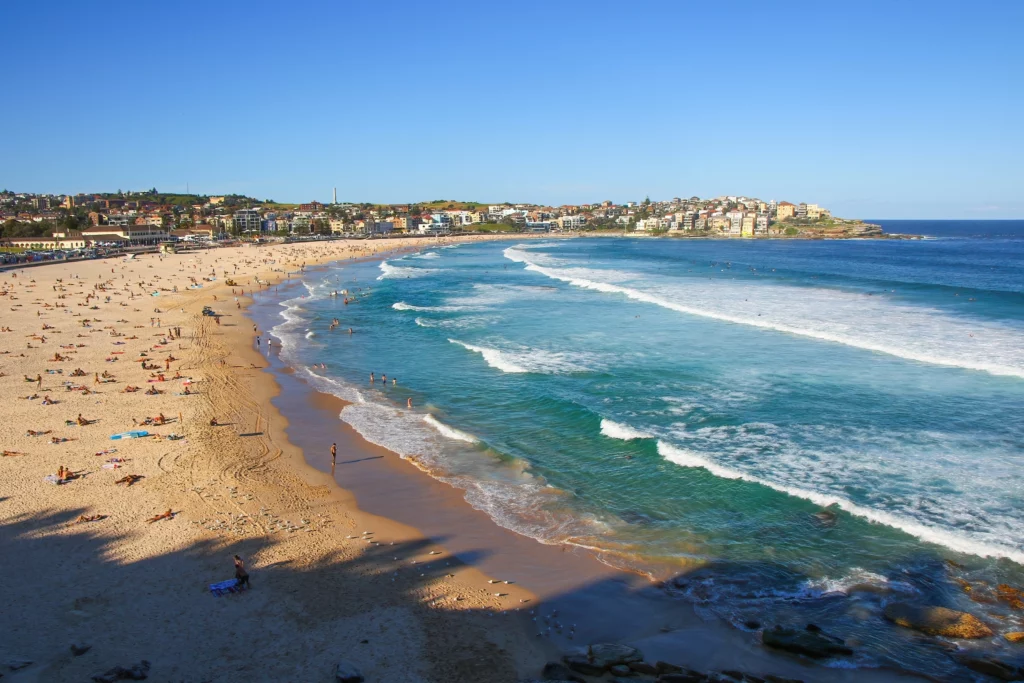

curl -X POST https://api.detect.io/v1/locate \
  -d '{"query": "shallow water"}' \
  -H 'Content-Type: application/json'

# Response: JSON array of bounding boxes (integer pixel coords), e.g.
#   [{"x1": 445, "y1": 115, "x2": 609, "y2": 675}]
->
[{"x1": 265, "y1": 222, "x2": 1024, "y2": 676}]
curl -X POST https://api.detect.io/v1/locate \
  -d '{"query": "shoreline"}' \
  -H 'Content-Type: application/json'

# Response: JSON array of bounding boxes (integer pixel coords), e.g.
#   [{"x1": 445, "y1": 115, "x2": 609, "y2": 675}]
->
[
  {"x1": 0, "y1": 235, "x2": 938, "y2": 682},
  {"x1": 245, "y1": 245, "x2": 931, "y2": 683}
]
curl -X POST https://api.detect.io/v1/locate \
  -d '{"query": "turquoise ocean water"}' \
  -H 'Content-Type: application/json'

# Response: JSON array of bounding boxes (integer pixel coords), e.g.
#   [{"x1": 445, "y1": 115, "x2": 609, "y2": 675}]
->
[{"x1": 266, "y1": 221, "x2": 1024, "y2": 674}]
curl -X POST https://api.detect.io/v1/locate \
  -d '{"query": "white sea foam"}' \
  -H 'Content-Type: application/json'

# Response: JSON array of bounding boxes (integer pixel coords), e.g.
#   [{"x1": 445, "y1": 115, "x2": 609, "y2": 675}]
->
[
  {"x1": 378, "y1": 261, "x2": 438, "y2": 280},
  {"x1": 448, "y1": 338, "x2": 602, "y2": 374},
  {"x1": 504, "y1": 247, "x2": 1024, "y2": 380},
  {"x1": 600, "y1": 419, "x2": 653, "y2": 441},
  {"x1": 393, "y1": 301, "x2": 469, "y2": 312},
  {"x1": 448, "y1": 339, "x2": 529, "y2": 373},
  {"x1": 424, "y1": 414, "x2": 479, "y2": 443},
  {"x1": 797, "y1": 568, "x2": 919, "y2": 599},
  {"x1": 656, "y1": 441, "x2": 1024, "y2": 564},
  {"x1": 414, "y1": 251, "x2": 440, "y2": 259},
  {"x1": 414, "y1": 315, "x2": 494, "y2": 330}
]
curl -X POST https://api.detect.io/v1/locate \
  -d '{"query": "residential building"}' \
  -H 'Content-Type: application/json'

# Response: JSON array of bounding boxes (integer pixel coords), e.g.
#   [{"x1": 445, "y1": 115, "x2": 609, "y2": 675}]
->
[
  {"x1": 755, "y1": 214, "x2": 770, "y2": 235},
  {"x1": 795, "y1": 203, "x2": 808, "y2": 218},
  {"x1": 805, "y1": 203, "x2": 830, "y2": 219},
  {"x1": 557, "y1": 215, "x2": 586, "y2": 230},
  {"x1": 726, "y1": 210, "x2": 745, "y2": 235},
  {"x1": 741, "y1": 213, "x2": 756, "y2": 237},
  {"x1": 775, "y1": 202, "x2": 796, "y2": 220},
  {"x1": 234, "y1": 209, "x2": 262, "y2": 233}
]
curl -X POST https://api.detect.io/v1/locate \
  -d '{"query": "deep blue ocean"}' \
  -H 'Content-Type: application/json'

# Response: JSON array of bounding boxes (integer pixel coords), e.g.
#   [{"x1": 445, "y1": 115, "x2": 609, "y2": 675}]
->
[{"x1": 270, "y1": 221, "x2": 1024, "y2": 674}]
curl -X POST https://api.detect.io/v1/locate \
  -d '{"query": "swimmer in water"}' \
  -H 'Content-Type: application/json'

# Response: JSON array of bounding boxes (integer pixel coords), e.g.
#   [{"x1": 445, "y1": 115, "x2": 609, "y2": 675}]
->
[
  {"x1": 369, "y1": 372, "x2": 374, "y2": 384},
  {"x1": 407, "y1": 397, "x2": 412, "y2": 409}
]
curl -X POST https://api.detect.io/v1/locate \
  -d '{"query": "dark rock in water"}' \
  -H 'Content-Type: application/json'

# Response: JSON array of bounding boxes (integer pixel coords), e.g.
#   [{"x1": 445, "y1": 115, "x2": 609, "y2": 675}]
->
[
  {"x1": 334, "y1": 660, "x2": 364, "y2": 683},
  {"x1": 542, "y1": 661, "x2": 584, "y2": 682},
  {"x1": 609, "y1": 663, "x2": 631, "y2": 676},
  {"x1": 764, "y1": 676, "x2": 805, "y2": 683},
  {"x1": 589, "y1": 643, "x2": 643, "y2": 667},
  {"x1": 658, "y1": 672, "x2": 707, "y2": 683},
  {"x1": 883, "y1": 602, "x2": 993, "y2": 638},
  {"x1": 761, "y1": 625, "x2": 853, "y2": 658},
  {"x1": 563, "y1": 655, "x2": 605, "y2": 677},
  {"x1": 628, "y1": 660, "x2": 660, "y2": 675},
  {"x1": 91, "y1": 660, "x2": 150, "y2": 682},
  {"x1": 743, "y1": 620, "x2": 761, "y2": 630},
  {"x1": 5, "y1": 659, "x2": 32, "y2": 671},
  {"x1": 70, "y1": 643, "x2": 92, "y2": 656},
  {"x1": 956, "y1": 655, "x2": 1024, "y2": 681},
  {"x1": 656, "y1": 660, "x2": 684, "y2": 674}
]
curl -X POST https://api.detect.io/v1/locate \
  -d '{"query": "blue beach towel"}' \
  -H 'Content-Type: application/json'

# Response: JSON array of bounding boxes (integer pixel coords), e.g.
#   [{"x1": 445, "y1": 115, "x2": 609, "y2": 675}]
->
[
  {"x1": 110, "y1": 430, "x2": 149, "y2": 440},
  {"x1": 209, "y1": 579, "x2": 246, "y2": 596}
]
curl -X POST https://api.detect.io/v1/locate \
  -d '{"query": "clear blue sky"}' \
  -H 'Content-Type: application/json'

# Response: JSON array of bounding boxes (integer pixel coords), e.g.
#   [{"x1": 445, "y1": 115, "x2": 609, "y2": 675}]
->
[{"x1": 2, "y1": 0, "x2": 1021, "y2": 218}]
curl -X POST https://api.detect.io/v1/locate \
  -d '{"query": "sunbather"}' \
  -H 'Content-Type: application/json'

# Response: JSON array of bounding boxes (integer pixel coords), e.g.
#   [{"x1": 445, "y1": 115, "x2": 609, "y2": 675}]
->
[{"x1": 146, "y1": 509, "x2": 173, "y2": 523}]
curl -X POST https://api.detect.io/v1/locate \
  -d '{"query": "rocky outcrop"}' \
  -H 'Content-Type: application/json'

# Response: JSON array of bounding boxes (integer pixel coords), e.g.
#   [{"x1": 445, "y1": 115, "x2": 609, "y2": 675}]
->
[
  {"x1": 883, "y1": 603, "x2": 993, "y2": 638},
  {"x1": 334, "y1": 660, "x2": 364, "y2": 683},
  {"x1": 541, "y1": 661, "x2": 584, "y2": 682},
  {"x1": 91, "y1": 660, "x2": 150, "y2": 682},
  {"x1": 563, "y1": 654, "x2": 605, "y2": 677},
  {"x1": 1005, "y1": 632, "x2": 1024, "y2": 643},
  {"x1": 761, "y1": 625, "x2": 853, "y2": 658},
  {"x1": 588, "y1": 643, "x2": 643, "y2": 667}
]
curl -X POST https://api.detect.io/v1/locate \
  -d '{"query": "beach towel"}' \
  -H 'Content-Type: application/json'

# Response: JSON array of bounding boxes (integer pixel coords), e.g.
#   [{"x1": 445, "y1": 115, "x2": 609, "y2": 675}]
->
[
  {"x1": 110, "y1": 430, "x2": 149, "y2": 440},
  {"x1": 209, "y1": 579, "x2": 246, "y2": 596}
]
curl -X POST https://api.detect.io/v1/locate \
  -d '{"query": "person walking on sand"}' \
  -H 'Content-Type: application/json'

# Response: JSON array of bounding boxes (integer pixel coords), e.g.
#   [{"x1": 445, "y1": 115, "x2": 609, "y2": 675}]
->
[
  {"x1": 234, "y1": 555, "x2": 250, "y2": 588},
  {"x1": 331, "y1": 442, "x2": 337, "y2": 465}
]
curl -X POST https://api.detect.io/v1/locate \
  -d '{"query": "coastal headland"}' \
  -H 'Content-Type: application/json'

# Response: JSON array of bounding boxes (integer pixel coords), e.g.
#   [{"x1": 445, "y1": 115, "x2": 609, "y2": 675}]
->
[{"x1": 0, "y1": 235, "x2": 959, "y2": 682}]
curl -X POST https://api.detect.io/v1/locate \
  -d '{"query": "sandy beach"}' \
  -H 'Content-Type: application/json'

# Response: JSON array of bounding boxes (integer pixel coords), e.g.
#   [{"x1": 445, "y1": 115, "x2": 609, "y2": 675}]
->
[
  {"x1": 0, "y1": 236, "x2": 924, "y2": 683},
  {"x1": 0, "y1": 236, "x2": 556, "y2": 682}
]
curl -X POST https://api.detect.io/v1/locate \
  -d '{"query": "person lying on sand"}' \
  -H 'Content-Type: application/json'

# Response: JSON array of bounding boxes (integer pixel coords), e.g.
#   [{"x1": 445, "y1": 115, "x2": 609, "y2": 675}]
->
[
  {"x1": 74, "y1": 514, "x2": 104, "y2": 524},
  {"x1": 146, "y1": 509, "x2": 173, "y2": 523},
  {"x1": 123, "y1": 385, "x2": 140, "y2": 393},
  {"x1": 115, "y1": 474, "x2": 143, "y2": 486},
  {"x1": 26, "y1": 429, "x2": 51, "y2": 436},
  {"x1": 41, "y1": 395, "x2": 56, "y2": 405},
  {"x1": 51, "y1": 436, "x2": 73, "y2": 444},
  {"x1": 145, "y1": 386, "x2": 162, "y2": 395},
  {"x1": 2, "y1": 450, "x2": 24, "y2": 457}
]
